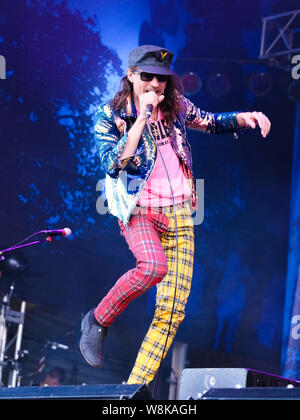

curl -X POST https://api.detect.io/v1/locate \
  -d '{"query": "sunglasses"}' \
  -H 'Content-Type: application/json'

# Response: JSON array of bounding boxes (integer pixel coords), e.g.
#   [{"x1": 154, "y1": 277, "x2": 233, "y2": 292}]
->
[{"x1": 136, "y1": 71, "x2": 169, "y2": 82}]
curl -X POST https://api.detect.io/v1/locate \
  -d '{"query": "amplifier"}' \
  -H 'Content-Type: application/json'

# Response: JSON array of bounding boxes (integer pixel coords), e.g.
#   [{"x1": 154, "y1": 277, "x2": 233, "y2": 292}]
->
[{"x1": 178, "y1": 368, "x2": 300, "y2": 400}]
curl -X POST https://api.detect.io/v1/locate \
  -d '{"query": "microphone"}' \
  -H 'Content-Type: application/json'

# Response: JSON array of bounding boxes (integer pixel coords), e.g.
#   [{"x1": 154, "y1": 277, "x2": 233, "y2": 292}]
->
[
  {"x1": 41, "y1": 227, "x2": 72, "y2": 238},
  {"x1": 146, "y1": 104, "x2": 153, "y2": 119}
]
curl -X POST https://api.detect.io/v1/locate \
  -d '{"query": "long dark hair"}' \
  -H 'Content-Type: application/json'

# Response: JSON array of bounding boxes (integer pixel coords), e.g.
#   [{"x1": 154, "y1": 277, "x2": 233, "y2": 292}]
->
[{"x1": 110, "y1": 66, "x2": 184, "y2": 121}]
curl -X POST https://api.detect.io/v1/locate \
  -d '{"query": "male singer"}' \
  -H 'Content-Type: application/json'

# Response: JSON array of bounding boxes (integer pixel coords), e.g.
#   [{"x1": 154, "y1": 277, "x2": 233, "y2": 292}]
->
[{"x1": 79, "y1": 45, "x2": 271, "y2": 385}]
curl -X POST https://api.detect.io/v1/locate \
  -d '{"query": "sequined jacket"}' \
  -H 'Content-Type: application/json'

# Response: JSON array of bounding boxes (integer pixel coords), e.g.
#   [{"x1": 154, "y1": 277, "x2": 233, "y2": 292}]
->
[{"x1": 94, "y1": 94, "x2": 241, "y2": 225}]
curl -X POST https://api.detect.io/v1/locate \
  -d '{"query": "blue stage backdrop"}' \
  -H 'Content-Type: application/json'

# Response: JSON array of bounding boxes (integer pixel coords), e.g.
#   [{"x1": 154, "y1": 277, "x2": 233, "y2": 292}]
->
[
  {"x1": 0, "y1": 0, "x2": 300, "y2": 383},
  {"x1": 282, "y1": 103, "x2": 300, "y2": 380}
]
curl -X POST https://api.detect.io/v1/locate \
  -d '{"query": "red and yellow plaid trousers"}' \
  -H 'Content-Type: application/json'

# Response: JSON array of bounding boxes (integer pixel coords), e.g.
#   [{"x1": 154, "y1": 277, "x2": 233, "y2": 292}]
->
[{"x1": 95, "y1": 202, "x2": 194, "y2": 385}]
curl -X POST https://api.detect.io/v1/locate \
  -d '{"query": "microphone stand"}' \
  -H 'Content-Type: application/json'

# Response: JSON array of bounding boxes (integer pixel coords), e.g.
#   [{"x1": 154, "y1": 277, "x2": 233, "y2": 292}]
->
[
  {"x1": 0, "y1": 282, "x2": 27, "y2": 387},
  {"x1": 0, "y1": 236, "x2": 53, "y2": 256},
  {"x1": 0, "y1": 232, "x2": 58, "y2": 387}
]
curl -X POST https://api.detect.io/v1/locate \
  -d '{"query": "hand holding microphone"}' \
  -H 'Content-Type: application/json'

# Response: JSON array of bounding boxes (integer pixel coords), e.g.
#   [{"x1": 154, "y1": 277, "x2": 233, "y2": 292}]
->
[
  {"x1": 119, "y1": 91, "x2": 164, "y2": 161},
  {"x1": 139, "y1": 91, "x2": 164, "y2": 120}
]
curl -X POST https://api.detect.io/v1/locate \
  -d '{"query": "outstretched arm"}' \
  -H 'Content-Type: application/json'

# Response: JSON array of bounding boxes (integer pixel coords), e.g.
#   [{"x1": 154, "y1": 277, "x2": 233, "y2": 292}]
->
[{"x1": 182, "y1": 96, "x2": 271, "y2": 138}]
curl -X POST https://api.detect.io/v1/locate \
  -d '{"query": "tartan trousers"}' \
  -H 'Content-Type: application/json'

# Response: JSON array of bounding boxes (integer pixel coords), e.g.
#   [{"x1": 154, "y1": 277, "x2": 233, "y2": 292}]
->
[{"x1": 94, "y1": 202, "x2": 194, "y2": 385}]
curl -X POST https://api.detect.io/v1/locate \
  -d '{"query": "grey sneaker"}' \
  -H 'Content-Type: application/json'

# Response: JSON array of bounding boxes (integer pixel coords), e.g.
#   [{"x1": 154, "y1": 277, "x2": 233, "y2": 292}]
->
[{"x1": 79, "y1": 308, "x2": 107, "y2": 368}]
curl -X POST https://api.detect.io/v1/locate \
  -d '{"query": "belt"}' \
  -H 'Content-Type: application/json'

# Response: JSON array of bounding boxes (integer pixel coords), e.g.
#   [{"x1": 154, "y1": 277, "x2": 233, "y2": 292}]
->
[{"x1": 135, "y1": 200, "x2": 191, "y2": 214}]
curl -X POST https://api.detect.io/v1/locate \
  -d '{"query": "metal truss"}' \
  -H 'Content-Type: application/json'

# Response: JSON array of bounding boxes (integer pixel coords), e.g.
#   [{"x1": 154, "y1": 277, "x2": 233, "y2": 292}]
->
[{"x1": 259, "y1": 9, "x2": 300, "y2": 70}]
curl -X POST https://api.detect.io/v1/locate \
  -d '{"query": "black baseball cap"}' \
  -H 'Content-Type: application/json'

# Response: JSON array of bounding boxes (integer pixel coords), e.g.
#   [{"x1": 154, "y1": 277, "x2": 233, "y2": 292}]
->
[{"x1": 128, "y1": 45, "x2": 175, "y2": 75}]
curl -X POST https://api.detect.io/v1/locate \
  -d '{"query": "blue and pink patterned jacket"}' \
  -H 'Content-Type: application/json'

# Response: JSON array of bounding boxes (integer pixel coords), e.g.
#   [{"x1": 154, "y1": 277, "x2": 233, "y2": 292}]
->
[{"x1": 94, "y1": 94, "x2": 241, "y2": 224}]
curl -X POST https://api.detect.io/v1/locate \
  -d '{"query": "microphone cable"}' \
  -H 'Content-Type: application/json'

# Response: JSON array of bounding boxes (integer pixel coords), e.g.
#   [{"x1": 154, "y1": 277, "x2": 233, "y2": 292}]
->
[{"x1": 145, "y1": 112, "x2": 180, "y2": 398}]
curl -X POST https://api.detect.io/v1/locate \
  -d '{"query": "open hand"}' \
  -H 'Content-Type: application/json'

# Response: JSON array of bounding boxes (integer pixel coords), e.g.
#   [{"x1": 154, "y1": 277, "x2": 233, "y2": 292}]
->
[{"x1": 236, "y1": 111, "x2": 271, "y2": 138}]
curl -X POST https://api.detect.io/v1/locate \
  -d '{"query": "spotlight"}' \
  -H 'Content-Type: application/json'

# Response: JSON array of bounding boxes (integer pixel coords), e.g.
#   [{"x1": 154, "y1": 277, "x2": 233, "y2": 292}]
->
[
  {"x1": 207, "y1": 72, "x2": 231, "y2": 97},
  {"x1": 180, "y1": 72, "x2": 202, "y2": 95},
  {"x1": 247, "y1": 72, "x2": 272, "y2": 97},
  {"x1": 288, "y1": 80, "x2": 300, "y2": 102}
]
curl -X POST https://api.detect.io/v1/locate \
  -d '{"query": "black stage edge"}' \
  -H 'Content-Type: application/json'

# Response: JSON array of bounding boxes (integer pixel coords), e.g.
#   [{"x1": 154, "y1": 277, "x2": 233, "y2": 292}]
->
[
  {"x1": 0, "y1": 369, "x2": 300, "y2": 401},
  {"x1": 201, "y1": 387, "x2": 300, "y2": 400},
  {"x1": 0, "y1": 383, "x2": 152, "y2": 400}
]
